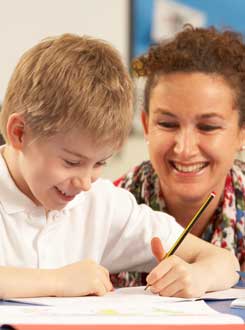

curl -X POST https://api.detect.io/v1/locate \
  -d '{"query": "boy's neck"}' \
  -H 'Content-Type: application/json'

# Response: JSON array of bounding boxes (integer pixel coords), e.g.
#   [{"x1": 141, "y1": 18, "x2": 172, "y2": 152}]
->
[
  {"x1": 2, "y1": 146, "x2": 31, "y2": 203},
  {"x1": 2, "y1": 145, "x2": 17, "y2": 181}
]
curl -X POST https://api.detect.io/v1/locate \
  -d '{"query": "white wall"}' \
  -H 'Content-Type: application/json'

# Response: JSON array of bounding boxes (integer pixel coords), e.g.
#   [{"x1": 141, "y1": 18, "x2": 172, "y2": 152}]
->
[
  {"x1": 0, "y1": 0, "x2": 130, "y2": 101},
  {"x1": 0, "y1": 0, "x2": 149, "y2": 180}
]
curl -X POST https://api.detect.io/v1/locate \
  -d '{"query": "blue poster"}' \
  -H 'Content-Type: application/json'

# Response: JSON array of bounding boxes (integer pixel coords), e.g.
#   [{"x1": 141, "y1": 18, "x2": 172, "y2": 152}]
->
[{"x1": 132, "y1": 0, "x2": 245, "y2": 58}]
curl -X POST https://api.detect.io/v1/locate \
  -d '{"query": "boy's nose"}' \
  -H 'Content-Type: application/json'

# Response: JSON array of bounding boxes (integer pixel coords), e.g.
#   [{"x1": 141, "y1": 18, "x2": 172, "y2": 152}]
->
[
  {"x1": 173, "y1": 130, "x2": 199, "y2": 158},
  {"x1": 72, "y1": 176, "x2": 91, "y2": 192}
]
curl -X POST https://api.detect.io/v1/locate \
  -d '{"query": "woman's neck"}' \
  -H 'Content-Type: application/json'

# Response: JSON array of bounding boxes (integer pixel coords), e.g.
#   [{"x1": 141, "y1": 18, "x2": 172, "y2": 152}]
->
[{"x1": 162, "y1": 187, "x2": 224, "y2": 237}]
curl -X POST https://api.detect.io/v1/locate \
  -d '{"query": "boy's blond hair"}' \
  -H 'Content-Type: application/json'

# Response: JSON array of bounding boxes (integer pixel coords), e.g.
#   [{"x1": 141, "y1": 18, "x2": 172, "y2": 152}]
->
[{"x1": 0, "y1": 34, "x2": 133, "y2": 149}]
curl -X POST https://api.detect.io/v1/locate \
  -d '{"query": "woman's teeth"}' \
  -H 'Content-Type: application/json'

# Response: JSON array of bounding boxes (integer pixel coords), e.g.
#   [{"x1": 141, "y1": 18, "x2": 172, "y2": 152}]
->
[{"x1": 172, "y1": 162, "x2": 207, "y2": 173}]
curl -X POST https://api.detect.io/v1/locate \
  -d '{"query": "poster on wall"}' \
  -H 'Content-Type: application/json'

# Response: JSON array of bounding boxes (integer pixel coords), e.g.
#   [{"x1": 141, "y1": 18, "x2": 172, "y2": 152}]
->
[
  {"x1": 131, "y1": 0, "x2": 245, "y2": 58},
  {"x1": 130, "y1": 0, "x2": 245, "y2": 133}
]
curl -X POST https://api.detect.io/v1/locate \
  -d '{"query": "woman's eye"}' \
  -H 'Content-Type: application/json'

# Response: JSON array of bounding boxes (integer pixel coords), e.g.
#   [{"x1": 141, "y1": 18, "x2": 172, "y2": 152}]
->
[
  {"x1": 198, "y1": 124, "x2": 221, "y2": 131},
  {"x1": 158, "y1": 122, "x2": 179, "y2": 129}
]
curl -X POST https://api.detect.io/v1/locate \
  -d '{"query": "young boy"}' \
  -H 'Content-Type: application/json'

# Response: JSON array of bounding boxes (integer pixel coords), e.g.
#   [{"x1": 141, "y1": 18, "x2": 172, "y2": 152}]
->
[{"x1": 0, "y1": 33, "x2": 239, "y2": 298}]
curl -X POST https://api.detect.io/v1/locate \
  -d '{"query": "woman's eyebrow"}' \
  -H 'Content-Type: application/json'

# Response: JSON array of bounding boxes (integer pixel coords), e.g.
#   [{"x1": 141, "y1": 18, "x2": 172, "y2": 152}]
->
[
  {"x1": 152, "y1": 108, "x2": 177, "y2": 117},
  {"x1": 198, "y1": 113, "x2": 224, "y2": 120}
]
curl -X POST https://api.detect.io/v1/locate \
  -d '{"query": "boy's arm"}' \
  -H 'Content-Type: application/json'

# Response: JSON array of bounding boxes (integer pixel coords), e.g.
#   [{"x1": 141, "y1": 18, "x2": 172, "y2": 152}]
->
[
  {"x1": 0, "y1": 260, "x2": 112, "y2": 298},
  {"x1": 146, "y1": 234, "x2": 239, "y2": 298}
]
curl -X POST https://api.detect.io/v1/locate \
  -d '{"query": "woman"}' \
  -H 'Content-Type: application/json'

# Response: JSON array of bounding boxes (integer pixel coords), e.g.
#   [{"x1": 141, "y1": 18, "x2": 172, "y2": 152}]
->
[{"x1": 112, "y1": 25, "x2": 245, "y2": 287}]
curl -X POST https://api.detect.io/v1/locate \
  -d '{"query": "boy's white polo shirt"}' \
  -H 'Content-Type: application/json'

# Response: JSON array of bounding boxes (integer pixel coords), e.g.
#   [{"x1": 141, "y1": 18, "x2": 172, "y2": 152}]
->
[{"x1": 0, "y1": 147, "x2": 183, "y2": 273}]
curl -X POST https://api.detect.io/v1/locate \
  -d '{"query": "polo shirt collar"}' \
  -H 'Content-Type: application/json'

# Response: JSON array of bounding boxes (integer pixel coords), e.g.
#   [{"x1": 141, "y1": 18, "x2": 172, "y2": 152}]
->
[{"x1": 0, "y1": 146, "x2": 39, "y2": 214}]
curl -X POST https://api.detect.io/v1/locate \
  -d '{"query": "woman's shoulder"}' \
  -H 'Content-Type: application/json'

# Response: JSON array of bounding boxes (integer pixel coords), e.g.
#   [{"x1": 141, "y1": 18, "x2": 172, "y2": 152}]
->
[
  {"x1": 233, "y1": 159, "x2": 245, "y2": 175},
  {"x1": 114, "y1": 160, "x2": 155, "y2": 188},
  {"x1": 230, "y1": 160, "x2": 245, "y2": 198},
  {"x1": 113, "y1": 160, "x2": 158, "y2": 204}
]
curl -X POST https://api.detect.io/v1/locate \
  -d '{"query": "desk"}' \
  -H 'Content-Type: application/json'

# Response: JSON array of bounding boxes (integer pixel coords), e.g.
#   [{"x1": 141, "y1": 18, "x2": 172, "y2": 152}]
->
[
  {"x1": 1, "y1": 299, "x2": 243, "y2": 330},
  {"x1": 210, "y1": 280, "x2": 244, "y2": 321},
  {"x1": 208, "y1": 299, "x2": 245, "y2": 321},
  {"x1": 1, "y1": 298, "x2": 244, "y2": 319},
  {"x1": 9, "y1": 324, "x2": 245, "y2": 330},
  {"x1": 1, "y1": 283, "x2": 244, "y2": 330}
]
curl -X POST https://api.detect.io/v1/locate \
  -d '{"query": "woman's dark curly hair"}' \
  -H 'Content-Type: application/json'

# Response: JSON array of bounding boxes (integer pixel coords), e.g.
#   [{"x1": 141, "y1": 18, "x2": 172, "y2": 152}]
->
[{"x1": 132, "y1": 25, "x2": 245, "y2": 126}]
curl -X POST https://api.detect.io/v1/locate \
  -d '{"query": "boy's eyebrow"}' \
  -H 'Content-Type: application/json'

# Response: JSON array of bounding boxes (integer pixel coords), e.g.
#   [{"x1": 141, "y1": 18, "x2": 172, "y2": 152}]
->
[
  {"x1": 62, "y1": 148, "x2": 88, "y2": 159},
  {"x1": 62, "y1": 148, "x2": 113, "y2": 161}
]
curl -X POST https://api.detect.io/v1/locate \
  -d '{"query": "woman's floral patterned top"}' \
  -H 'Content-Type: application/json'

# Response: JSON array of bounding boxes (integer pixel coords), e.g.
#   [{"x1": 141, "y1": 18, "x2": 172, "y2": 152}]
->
[{"x1": 110, "y1": 159, "x2": 245, "y2": 288}]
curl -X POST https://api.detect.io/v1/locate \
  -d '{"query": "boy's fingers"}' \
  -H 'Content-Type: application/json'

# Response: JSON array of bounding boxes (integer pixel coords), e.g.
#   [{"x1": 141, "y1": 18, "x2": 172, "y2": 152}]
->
[
  {"x1": 100, "y1": 267, "x2": 113, "y2": 292},
  {"x1": 147, "y1": 238, "x2": 166, "y2": 285},
  {"x1": 93, "y1": 282, "x2": 107, "y2": 296},
  {"x1": 151, "y1": 237, "x2": 165, "y2": 262}
]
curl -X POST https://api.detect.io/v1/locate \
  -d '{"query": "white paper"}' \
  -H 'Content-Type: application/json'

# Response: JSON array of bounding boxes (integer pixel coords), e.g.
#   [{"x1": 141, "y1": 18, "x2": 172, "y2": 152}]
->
[
  {"x1": 9, "y1": 286, "x2": 245, "y2": 305},
  {"x1": 0, "y1": 287, "x2": 243, "y2": 325},
  {"x1": 231, "y1": 298, "x2": 245, "y2": 309},
  {"x1": 7, "y1": 287, "x2": 195, "y2": 306},
  {"x1": 202, "y1": 288, "x2": 245, "y2": 300}
]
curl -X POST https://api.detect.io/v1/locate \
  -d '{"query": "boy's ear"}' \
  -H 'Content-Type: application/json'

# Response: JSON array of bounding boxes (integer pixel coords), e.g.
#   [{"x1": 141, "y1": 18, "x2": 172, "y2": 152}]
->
[
  {"x1": 6, "y1": 113, "x2": 26, "y2": 150},
  {"x1": 141, "y1": 111, "x2": 149, "y2": 140}
]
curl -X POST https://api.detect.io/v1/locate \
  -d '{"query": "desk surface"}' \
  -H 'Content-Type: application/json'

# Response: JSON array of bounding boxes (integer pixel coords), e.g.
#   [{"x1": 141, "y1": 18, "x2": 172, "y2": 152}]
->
[
  {"x1": 10, "y1": 324, "x2": 245, "y2": 330},
  {"x1": 1, "y1": 297, "x2": 244, "y2": 322},
  {"x1": 2, "y1": 282, "x2": 245, "y2": 329},
  {"x1": 209, "y1": 280, "x2": 245, "y2": 321},
  {"x1": 4, "y1": 299, "x2": 245, "y2": 330},
  {"x1": 208, "y1": 299, "x2": 245, "y2": 321}
]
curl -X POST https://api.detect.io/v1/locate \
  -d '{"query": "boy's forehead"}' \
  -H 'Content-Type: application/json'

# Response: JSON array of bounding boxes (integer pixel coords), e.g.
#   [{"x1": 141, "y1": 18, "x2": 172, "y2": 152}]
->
[{"x1": 51, "y1": 130, "x2": 116, "y2": 159}]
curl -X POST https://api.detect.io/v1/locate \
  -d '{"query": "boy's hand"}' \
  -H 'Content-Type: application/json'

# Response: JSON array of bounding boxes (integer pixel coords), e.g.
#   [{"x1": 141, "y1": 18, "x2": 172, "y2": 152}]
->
[
  {"x1": 54, "y1": 259, "x2": 113, "y2": 297},
  {"x1": 147, "y1": 237, "x2": 203, "y2": 298}
]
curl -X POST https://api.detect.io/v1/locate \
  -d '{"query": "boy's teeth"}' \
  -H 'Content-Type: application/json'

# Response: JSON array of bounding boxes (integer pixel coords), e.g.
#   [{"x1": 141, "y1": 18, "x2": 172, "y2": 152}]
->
[
  {"x1": 173, "y1": 162, "x2": 206, "y2": 173},
  {"x1": 56, "y1": 187, "x2": 75, "y2": 197},
  {"x1": 60, "y1": 189, "x2": 71, "y2": 197}
]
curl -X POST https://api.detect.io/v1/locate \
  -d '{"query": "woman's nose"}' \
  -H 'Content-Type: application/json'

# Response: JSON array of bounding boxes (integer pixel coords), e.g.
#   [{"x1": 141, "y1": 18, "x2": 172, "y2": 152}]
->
[{"x1": 173, "y1": 129, "x2": 199, "y2": 158}]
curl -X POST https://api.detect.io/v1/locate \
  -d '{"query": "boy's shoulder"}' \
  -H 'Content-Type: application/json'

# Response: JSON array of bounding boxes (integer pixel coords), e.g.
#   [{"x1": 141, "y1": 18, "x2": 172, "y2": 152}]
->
[
  {"x1": 89, "y1": 178, "x2": 134, "y2": 200},
  {"x1": 75, "y1": 178, "x2": 138, "y2": 210},
  {"x1": 89, "y1": 178, "x2": 115, "y2": 195}
]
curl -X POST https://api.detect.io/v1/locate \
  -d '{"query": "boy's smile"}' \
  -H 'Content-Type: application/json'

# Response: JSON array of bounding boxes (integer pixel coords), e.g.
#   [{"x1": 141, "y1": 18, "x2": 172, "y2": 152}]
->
[
  {"x1": 54, "y1": 186, "x2": 77, "y2": 203},
  {"x1": 4, "y1": 123, "x2": 113, "y2": 211}
]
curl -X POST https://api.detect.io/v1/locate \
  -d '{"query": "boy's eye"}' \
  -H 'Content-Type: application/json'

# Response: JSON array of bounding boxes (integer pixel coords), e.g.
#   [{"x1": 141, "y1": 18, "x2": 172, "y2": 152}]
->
[
  {"x1": 95, "y1": 161, "x2": 107, "y2": 168},
  {"x1": 197, "y1": 124, "x2": 221, "y2": 131},
  {"x1": 64, "y1": 160, "x2": 80, "y2": 166},
  {"x1": 158, "y1": 121, "x2": 179, "y2": 129}
]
